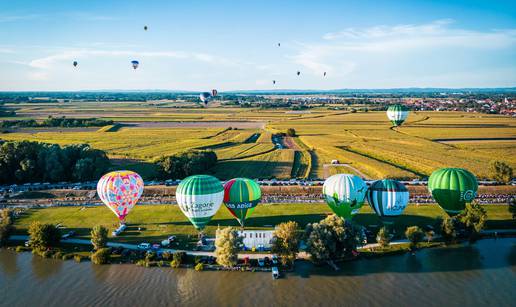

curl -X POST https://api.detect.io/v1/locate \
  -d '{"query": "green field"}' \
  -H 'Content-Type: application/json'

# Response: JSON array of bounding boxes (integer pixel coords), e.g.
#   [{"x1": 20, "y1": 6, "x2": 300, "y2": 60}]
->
[
  {"x1": 13, "y1": 204, "x2": 515, "y2": 249},
  {"x1": 2, "y1": 102, "x2": 515, "y2": 179}
]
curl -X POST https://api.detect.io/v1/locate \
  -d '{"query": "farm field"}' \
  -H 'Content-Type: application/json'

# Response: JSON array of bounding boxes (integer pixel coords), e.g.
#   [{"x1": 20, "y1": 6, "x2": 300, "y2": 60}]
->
[
  {"x1": 1, "y1": 102, "x2": 515, "y2": 180},
  {"x1": 13, "y1": 204, "x2": 514, "y2": 247}
]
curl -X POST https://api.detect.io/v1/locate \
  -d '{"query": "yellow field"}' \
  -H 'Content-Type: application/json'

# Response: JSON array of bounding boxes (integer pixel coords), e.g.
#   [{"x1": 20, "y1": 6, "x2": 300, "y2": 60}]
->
[{"x1": 1, "y1": 103, "x2": 515, "y2": 179}]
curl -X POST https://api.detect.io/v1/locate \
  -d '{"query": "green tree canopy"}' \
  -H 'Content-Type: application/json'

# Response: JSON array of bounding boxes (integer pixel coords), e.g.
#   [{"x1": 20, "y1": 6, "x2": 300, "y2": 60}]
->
[
  {"x1": 271, "y1": 221, "x2": 300, "y2": 266},
  {"x1": 91, "y1": 225, "x2": 108, "y2": 251},
  {"x1": 215, "y1": 227, "x2": 242, "y2": 267}
]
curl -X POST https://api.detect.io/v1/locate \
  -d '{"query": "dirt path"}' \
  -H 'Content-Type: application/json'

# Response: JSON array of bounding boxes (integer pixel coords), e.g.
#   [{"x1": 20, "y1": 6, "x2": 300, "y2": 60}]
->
[{"x1": 323, "y1": 163, "x2": 368, "y2": 179}]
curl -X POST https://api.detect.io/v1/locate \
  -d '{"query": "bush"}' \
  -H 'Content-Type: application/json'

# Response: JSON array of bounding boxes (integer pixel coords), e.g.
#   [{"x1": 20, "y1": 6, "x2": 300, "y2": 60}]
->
[
  {"x1": 171, "y1": 259, "x2": 180, "y2": 268},
  {"x1": 91, "y1": 248, "x2": 111, "y2": 265},
  {"x1": 91, "y1": 225, "x2": 108, "y2": 251},
  {"x1": 286, "y1": 128, "x2": 296, "y2": 137},
  {"x1": 195, "y1": 263, "x2": 204, "y2": 271},
  {"x1": 173, "y1": 252, "x2": 186, "y2": 265},
  {"x1": 145, "y1": 251, "x2": 157, "y2": 262},
  {"x1": 490, "y1": 160, "x2": 513, "y2": 183},
  {"x1": 376, "y1": 226, "x2": 391, "y2": 247},
  {"x1": 161, "y1": 251, "x2": 172, "y2": 261},
  {"x1": 27, "y1": 222, "x2": 61, "y2": 250},
  {"x1": 405, "y1": 226, "x2": 425, "y2": 250},
  {"x1": 136, "y1": 259, "x2": 147, "y2": 267},
  {"x1": 157, "y1": 260, "x2": 166, "y2": 267},
  {"x1": 194, "y1": 255, "x2": 203, "y2": 264},
  {"x1": 74, "y1": 254, "x2": 84, "y2": 263}
]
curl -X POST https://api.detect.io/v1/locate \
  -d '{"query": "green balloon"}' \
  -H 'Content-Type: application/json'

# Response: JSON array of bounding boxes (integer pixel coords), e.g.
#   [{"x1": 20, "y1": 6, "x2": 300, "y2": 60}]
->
[{"x1": 428, "y1": 168, "x2": 478, "y2": 216}]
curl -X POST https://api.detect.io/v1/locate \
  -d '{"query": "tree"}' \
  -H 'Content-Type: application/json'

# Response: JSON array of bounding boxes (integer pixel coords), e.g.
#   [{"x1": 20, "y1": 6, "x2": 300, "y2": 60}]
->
[
  {"x1": 376, "y1": 226, "x2": 391, "y2": 248},
  {"x1": 405, "y1": 226, "x2": 424, "y2": 250},
  {"x1": 440, "y1": 216, "x2": 458, "y2": 244},
  {"x1": 91, "y1": 225, "x2": 108, "y2": 251},
  {"x1": 458, "y1": 203, "x2": 487, "y2": 242},
  {"x1": 157, "y1": 150, "x2": 217, "y2": 179},
  {"x1": 509, "y1": 197, "x2": 516, "y2": 219},
  {"x1": 304, "y1": 214, "x2": 360, "y2": 264},
  {"x1": 215, "y1": 227, "x2": 242, "y2": 267},
  {"x1": 91, "y1": 248, "x2": 111, "y2": 265},
  {"x1": 0, "y1": 209, "x2": 14, "y2": 246},
  {"x1": 28, "y1": 222, "x2": 61, "y2": 251},
  {"x1": 490, "y1": 160, "x2": 513, "y2": 183},
  {"x1": 271, "y1": 221, "x2": 299, "y2": 266},
  {"x1": 286, "y1": 128, "x2": 296, "y2": 137}
]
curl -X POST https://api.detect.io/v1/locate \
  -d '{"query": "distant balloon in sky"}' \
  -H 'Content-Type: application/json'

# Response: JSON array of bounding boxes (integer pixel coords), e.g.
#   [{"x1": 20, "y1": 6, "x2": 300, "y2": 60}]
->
[
  {"x1": 131, "y1": 60, "x2": 139, "y2": 70},
  {"x1": 73, "y1": 61, "x2": 78, "y2": 67},
  {"x1": 97, "y1": 170, "x2": 144, "y2": 223},
  {"x1": 386, "y1": 104, "x2": 409, "y2": 126},
  {"x1": 144, "y1": 25, "x2": 148, "y2": 31},
  {"x1": 200, "y1": 92, "x2": 212, "y2": 105},
  {"x1": 297, "y1": 71, "x2": 300, "y2": 76},
  {"x1": 273, "y1": 80, "x2": 276, "y2": 85},
  {"x1": 324, "y1": 72, "x2": 327, "y2": 77},
  {"x1": 278, "y1": 43, "x2": 281, "y2": 47},
  {"x1": 211, "y1": 89, "x2": 218, "y2": 97}
]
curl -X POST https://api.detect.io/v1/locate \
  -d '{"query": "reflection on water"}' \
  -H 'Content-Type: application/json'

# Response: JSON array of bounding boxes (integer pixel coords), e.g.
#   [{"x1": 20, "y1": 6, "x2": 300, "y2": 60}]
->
[{"x1": 0, "y1": 239, "x2": 515, "y2": 307}]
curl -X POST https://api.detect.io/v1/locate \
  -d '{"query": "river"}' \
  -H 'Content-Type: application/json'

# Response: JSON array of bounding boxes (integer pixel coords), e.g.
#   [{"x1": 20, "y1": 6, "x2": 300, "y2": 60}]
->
[{"x1": 1, "y1": 238, "x2": 515, "y2": 307}]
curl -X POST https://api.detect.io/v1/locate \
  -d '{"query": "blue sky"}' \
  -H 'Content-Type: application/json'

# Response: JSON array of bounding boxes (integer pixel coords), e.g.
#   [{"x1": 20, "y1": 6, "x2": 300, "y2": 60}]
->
[{"x1": 0, "y1": 0, "x2": 515, "y2": 91}]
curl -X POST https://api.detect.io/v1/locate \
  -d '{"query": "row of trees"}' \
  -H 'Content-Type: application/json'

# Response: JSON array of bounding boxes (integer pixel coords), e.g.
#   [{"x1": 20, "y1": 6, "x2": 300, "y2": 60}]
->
[
  {"x1": 157, "y1": 150, "x2": 217, "y2": 179},
  {"x1": 0, "y1": 102, "x2": 15, "y2": 117},
  {"x1": 0, "y1": 209, "x2": 15, "y2": 246},
  {"x1": 0, "y1": 116, "x2": 114, "y2": 129},
  {"x1": 0, "y1": 141, "x2": 110, "y2": 184}
]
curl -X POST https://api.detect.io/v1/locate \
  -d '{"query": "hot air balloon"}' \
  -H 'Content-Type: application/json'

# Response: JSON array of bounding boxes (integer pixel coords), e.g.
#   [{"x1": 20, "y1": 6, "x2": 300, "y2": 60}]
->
[
  {"x1": 386, "y1": 104, "x2": 409, "y2": 126},
  {"x1": 323, "y1": 72, "x2": 327, "y2": 77},
  {"x1": 428, "y1": 168, "x2": 478, "y2": 216},
  {"x1": 73, "y1": 61, "x2": 78, "y2": 67},
  {"x1": 273, "y1": 80, "x2": 276, "y2": 85},
  {"x1": 97, "y1": 171, "x2": 144, "y2": 223},
  {"x1": 323, "y1": 174, "x2": 368, "y2": 220},
  {"x1": 199, "y1": 92, "x2": 212, "y2": 105},
  {"x1": 297, "y1": 71, "x2": 301, "y2": 76},
  {"x1": 176, "y1": 175, "x2": 224, "y2": 231},
  {"x1": 367, "y1": 179, "x2": 409, "y2": 224},
  {"x1": 277, "y1": 43, "x2": 281, "y2": 47},
  {"x1": 211, "y1": 89, "x2": 218, "y2": 97},
  {"x1": 144, "y1": 25, "x2": 148, "y2": 31},
  {"x1": 131, "y1": 60, "x2": 139, "y2": 69},
  {"x1": 223, "y1": 178, "x2": 261, "y2": 227}
]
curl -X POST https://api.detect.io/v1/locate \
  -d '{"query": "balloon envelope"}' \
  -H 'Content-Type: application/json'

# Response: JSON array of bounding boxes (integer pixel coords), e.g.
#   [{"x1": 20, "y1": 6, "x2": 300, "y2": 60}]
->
[
  {"x1": 367, "y1": 179, "x2": 409, "y2": 224},
  {"x1": 176, "y1": 175, "x2": 224, "y2": 231},
  {"x1": 200, "y1": 92, "x2": 212, "y2": 104},
  {"x1": 323, "y1": 174, "x2": 367, "y2": 220},
  {"x1": 97, "y1": 170, "x2": 144, "y2": 222},
  {"x1": 131, "y1": 60, "x2": 139, "y2": 69},
  {"x1": 73, "y1": 61, "x2": 78, "y2": 67},
  {"x1": 223, "y1": 178, "x2": 261, "y2": 227},
  {"x1": 211, "y1": 89, "x2": 218, "y2": 97},
  {"x1": 386, "y1": 104, "x2": 409, "y2": 126},
  {"x1": 428, "y1": 168, "x2": 478, "y2": 216}
]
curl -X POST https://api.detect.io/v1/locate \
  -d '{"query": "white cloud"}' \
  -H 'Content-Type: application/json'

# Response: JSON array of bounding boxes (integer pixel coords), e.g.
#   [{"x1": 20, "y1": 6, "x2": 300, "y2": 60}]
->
[{"x1": 292, "y1": 19, "x2": 516, "y2": 76}]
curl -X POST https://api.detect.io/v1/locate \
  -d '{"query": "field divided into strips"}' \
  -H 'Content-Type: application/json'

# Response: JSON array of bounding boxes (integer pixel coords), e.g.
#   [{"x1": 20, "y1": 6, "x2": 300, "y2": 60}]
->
[
  {"x1": 212, "y1": 149, "x2": 295, "y2": 180},
  {"x1": 270, "y1": 111, "x2": 516, "y2": 179}
]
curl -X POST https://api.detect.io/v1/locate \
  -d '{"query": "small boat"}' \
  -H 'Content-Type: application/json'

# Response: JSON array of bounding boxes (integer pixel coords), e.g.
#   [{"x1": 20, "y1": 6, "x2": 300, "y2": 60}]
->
[{"x1": 272, "y1": 266, "x2": 280, "y2": 279}]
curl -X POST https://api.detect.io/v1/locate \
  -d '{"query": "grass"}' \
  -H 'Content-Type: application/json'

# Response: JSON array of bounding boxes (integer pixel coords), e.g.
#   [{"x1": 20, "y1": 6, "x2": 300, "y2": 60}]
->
[{"x1": 13, "y1": 204, "x2": 514, "y2": 249}]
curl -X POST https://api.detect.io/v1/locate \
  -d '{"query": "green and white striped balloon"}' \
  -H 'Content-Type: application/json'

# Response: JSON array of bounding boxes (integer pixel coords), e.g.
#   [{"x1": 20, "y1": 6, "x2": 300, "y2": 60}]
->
[
  {"x1": 176, "y1": 175, "x2": 224, "y2": 231},
  {"x1": 367, "y1": 179, "x2": 409, "y2": 224},
  {"x1": 386, "y1": 104, "x2": 409, "y2": 126},
  {"x1": 323, "y1": 174, "x2": 368, "y2": 220}
]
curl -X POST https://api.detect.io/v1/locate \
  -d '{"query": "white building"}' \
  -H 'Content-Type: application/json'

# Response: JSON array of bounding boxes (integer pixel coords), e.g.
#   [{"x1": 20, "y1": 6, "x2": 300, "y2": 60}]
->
[{"x1": 237, "y1": 230, "x2": 274, "y2": 251}]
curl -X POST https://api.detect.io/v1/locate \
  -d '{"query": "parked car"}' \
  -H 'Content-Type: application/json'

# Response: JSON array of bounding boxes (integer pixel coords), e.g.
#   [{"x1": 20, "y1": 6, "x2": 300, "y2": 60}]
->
[
  {"x1": 152, "y1": 243, "x2": 161, "y2": 250},
  {"x1": 61, "y1": 230, "x2": 76, "y2": 240},
  {"x1": 161, "y1": 235, "x2": 177, "y2": 247},
  {"x1": 272, "y1": 255, "x2": 279, "y2": 265},
  {"x1": 258, "y1": 258, "x2": 265, "y2": 267},
  {"x1": 137, "y1": 243, "x2": 151, "y2": 250}
]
